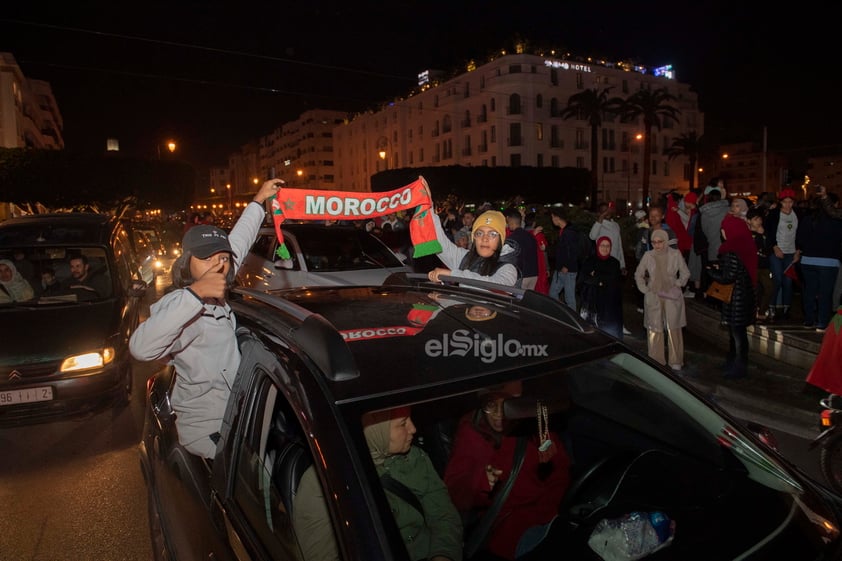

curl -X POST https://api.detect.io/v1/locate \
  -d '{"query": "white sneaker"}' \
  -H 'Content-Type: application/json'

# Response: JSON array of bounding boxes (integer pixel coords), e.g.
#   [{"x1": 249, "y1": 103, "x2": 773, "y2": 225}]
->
[
  {"x1": 622, "y1": 326, "x2": 632, "y2": 335},
  {"x1": 636, "y1": 307, "x2": 644, "y2": 314},
  {"x1": 683, "y1": 289, "x2": 693, "y2": 298}
]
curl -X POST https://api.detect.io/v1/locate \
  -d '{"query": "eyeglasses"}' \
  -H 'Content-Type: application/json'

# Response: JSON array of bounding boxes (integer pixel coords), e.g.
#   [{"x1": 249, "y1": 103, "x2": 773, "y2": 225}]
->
[{"x1": 473, "y1": 230, "x2": 500, "y2": 240}]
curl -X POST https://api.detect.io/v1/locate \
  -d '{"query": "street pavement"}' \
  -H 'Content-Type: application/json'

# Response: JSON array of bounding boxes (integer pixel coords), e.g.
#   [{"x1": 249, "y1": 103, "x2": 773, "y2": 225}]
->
[{"x1": 617, "y1": 283, "x2": 825, "y2": 440}]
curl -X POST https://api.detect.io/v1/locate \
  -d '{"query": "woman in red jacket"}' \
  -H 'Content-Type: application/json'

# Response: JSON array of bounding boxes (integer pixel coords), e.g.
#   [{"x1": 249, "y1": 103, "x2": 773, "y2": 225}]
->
[{"x1": 443, "y1": 382, "x2": 571, "y2": 560}]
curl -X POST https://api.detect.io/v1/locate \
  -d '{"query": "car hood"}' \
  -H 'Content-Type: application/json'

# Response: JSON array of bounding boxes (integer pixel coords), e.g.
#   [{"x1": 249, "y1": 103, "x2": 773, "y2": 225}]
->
[{"x1": 0, "y1": 300, "x2": 122, "y2": 364}]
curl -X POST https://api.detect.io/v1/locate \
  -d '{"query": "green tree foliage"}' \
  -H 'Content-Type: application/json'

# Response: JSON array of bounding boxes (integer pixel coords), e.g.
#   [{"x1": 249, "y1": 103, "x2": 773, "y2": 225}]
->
[
  {"x1": 0, "y1": 148, "x2": 196, "y2": 212},
  {"x1": 619, "y1": 88, "x2": 681, "y2": 204},
  {"x1": 559, "y1": 88, "x2": 625, "y2": 210}
]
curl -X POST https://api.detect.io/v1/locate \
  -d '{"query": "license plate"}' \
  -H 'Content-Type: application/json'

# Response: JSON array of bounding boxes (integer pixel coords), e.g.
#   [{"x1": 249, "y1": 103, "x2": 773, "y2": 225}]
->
[{"x1": 0, "y1": 386, "x2": 54, "y2": 406}]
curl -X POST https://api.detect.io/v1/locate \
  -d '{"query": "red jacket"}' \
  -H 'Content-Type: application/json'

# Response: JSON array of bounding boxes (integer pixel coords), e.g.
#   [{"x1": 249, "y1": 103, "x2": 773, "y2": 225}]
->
[
  {"x1": 806, "y1": 307, "x2": 842, "y2": 395},
  {"x1": 443, "y1": 413, "x2": 570, "y2": 559}
]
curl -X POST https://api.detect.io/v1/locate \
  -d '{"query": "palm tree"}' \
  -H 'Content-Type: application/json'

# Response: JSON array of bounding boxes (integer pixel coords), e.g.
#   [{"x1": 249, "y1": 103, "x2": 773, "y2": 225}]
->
[
  {"x1": 666, "y1": 131, "x2": 704, "y2": 191},
  {"x1": 620, "y1": 88, "x2": 681, "y2": 204},
  {"x1": 559, "y1": 88, "x2": 624, "y2": 210}
]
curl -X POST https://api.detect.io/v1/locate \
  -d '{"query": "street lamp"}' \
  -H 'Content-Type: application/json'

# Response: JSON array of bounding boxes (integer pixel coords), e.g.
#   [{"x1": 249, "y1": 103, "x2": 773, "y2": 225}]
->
[
  {"x1": 626, "y1": 133, "x2": 643, "y2": 212},
  {"x1": 157, "y1": 139, "x2": 177, "y2": 159},
  {"x1": 376, "y1": 136, "x2": 390, "y2": 171},
  {"x1": 226, "y1": 183, "x2": 232, "y2": 214}
]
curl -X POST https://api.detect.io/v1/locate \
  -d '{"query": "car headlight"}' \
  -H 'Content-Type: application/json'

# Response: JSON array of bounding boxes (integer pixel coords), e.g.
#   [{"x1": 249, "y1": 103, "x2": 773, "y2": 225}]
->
[
  {"x1": 154, "y1": 259, "x2": 163, "y2": 269},
  {"x1": 60, "y1": 348, "x2": 115, "y2": 372}
]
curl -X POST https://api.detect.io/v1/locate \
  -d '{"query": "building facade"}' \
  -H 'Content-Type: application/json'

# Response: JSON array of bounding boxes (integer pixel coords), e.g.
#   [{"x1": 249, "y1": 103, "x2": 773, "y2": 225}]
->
[
  {"x1": 332, "y1": 50, "x2": 703, "y2": 208},
  {"x1": 0, "y1": 52, "x2": 64, "y2": 150}
]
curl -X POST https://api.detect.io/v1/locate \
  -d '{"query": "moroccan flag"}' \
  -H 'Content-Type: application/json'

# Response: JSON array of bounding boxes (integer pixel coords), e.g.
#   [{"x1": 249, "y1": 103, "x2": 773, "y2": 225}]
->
[{"x1": 268, "y1": 176, "x2": 442, "y2": 259}]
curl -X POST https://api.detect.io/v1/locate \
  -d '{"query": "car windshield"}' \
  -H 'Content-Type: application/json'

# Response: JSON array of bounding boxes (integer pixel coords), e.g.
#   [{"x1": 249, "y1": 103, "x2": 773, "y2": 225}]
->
[
  {"x1": 0, "y1": 246, "x2": 113, "y2": 306},
  {"x1": 357, "y1": 350, "x2": 800, "y2": 504},
  {"x1": 293, "y1": 227, "x2": 404, "y2": 271}
]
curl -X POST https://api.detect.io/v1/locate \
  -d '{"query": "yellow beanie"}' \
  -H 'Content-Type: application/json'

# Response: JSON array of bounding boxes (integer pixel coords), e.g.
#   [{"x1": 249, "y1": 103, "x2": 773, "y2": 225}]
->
[{"x1": 472, "y1": 211, "x2": 507, "y2": 243}]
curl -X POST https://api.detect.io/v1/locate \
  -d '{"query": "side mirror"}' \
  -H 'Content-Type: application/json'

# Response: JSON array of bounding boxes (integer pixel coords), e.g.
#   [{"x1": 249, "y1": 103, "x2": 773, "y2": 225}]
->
[{"x1": 274, "y1": 258, "x2": 294, "y2": 270}]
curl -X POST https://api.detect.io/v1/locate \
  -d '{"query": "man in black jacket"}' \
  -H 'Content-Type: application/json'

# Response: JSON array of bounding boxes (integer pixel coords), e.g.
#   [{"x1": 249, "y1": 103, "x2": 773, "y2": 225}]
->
[{"x1": 503, "y1": 208, "x2": 538, "y2": 289}]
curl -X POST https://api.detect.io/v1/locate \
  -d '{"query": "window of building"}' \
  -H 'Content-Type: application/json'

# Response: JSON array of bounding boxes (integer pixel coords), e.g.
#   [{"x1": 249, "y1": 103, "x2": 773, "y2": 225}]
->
[
  {"x1": 490, "y1": 126, "x2": 496, "y2": 143},
  {"x1": 510, "y1": 153, "x2": 522, "y2": 167},
  {"x1": 550, "y1": 125, "x2": 562, "y2": 149},
  {"x1": 508, "y1": 93, "x2": 521, "y2": 115},
  {"x1": 550, "y1": 98, "x2": 560, "y2": 118},
  {"x1": 509, "y1": 64, "x2": 521, "y2": 73},
  {"x1": 442, "y1": 115, "x2": 452, "y2": 134},
  {"x1": 537, "y1": 153, "x2": 544, "y2": 167},
  {"x1": 551, "y1": 155, "x2": 559, "y2": 167},
  {"x1": 419, "y1": 148, "x2": 424, "y2": 162},
  {"x1": 536, "y1": 94, "x2": 543, "y2": 109},
  {"x1": 536, "y1": 123, "x2": 543, "y2": 141},
  {"x1": 551, "y1": 69, "x2": 558, "y2": 86},
  {"x1": 509, "y1": 123, "x2": 522, "y2": 147},
  {"x1": 576, "y1": 73, "x2": 584, "y2": 89},
  {"x1": 464, "y1": 82, "x2": 470, "y2": 98},
  {"x1": 434, "y1": 95, "x2": 439, "y2": 108},
  {"x1": 576, "y1": 156, "x2": 585, "y2": 169},
  {"x1": 491, "y1": 156, "x2": 497, "y2": 166},
  {"x1": 575, "y1": 129, "x2": 586, "y2": 150},
  {"x1": 490, "y1": 98, "x2": 496, "y2": 112},
  {"x1": 463, "y1": 135, "x2": 471, "y2": 156}
]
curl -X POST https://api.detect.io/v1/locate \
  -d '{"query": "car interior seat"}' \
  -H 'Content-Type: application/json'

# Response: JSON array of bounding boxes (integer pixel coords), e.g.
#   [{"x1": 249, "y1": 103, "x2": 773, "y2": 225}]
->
[{"x1": 266, "y1": 402, "x2": 313, "y2": 517}]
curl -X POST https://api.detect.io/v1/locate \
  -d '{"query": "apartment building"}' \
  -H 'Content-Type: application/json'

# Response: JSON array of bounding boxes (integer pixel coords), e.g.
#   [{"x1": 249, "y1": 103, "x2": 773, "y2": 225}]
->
[
  {"x1": 0, "y1": 52, "x2": 64, "y2": 150},
  {"x1": 332, "y1": 50, "x2": 703, "y2": 208}
]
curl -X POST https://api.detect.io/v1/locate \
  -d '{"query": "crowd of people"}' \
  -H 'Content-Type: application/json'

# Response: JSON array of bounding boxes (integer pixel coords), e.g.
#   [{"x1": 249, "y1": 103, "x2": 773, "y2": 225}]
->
[{"x1": 410, "y1": 179, "x2": 842, "y2": 379}]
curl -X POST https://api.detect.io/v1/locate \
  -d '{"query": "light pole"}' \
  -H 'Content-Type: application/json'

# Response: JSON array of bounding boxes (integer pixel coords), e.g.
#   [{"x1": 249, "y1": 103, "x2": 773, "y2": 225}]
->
[
  {"x1": 626, "y1": 133, "x2": 642, "y2": 212},
  {"x1": 226, "y1": 183, "x2": 232, "y2": 214}
]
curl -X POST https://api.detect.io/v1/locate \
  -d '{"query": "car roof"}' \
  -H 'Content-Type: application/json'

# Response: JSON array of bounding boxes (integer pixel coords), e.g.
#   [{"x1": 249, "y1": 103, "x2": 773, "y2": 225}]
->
[
  {"x1": 232, "y1": 277, "x2": 617, "y2": 405},
  {"x1": 0, "y1": 213, "x2": 117, "y2": 246}
]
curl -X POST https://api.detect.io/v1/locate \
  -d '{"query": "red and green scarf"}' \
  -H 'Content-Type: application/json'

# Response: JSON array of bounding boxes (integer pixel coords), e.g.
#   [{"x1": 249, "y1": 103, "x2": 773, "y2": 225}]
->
[{"x1": 269, "y1": 176, "x2": 441, "y2": 259}]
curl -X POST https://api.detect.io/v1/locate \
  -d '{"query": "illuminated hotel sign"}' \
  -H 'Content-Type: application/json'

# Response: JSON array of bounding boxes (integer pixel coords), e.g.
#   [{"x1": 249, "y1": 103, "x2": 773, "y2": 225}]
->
[
  {"x1": 544, "y1": 59, "x2": 592, "y2": 73},
  {"x1": 653, "y1": 65, "x2": 675, "y2": 79}
]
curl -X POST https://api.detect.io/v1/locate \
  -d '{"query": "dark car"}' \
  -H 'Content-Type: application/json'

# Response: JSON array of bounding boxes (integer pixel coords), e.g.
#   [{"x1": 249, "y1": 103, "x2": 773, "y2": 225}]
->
[
  {"x1": 140, "y1": 275, "x2": 842, "y2": 561},
  {"x1": 0, "y1": 213, "x2": 147, "y2": 423}
]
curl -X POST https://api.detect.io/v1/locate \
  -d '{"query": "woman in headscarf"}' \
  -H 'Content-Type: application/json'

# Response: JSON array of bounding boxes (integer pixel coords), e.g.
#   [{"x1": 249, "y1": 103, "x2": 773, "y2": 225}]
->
[
  {"x1": 429, "y1": 208, "x2": 520, "y2": 287},
  {"x1": 634, "y1": 229, "x2": 691, "y2": 371},
  {"x1": 707, "y1": 208, "x2": 758, "y2": 378},
  {"x1": 363, "y1": 407, "x2": 463, "y2": 561},
  {"x1": 576, "y1": 236, "x2": 624, "y2": 339},
  {"x1": 443, "y1": 383, "x2": 570, "y2": 560},
  {"x1": 0, "y1": 259, "x2": 35, "y2": 303}
]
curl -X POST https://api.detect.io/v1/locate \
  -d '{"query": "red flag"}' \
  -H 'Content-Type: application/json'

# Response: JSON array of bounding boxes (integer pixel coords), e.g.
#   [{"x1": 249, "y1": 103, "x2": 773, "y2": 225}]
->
[{"x1": 784, "y1": 262, "x2": 800, "y2": 286}]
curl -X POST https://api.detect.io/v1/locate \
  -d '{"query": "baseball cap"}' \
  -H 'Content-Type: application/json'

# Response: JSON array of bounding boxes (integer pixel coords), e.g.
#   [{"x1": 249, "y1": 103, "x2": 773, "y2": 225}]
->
[{"x1": 182, "y1": 225, "x2": 236, "y2": 259}]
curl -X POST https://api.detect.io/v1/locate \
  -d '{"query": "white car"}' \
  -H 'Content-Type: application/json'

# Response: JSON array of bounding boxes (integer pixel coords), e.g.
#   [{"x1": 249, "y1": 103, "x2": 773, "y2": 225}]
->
[{"x1": 236, "y1": 223, "x2": 411, "y2": 290}]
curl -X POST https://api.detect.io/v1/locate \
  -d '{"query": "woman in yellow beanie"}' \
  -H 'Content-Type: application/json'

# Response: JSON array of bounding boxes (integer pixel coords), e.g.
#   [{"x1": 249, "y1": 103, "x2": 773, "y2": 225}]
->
[{"x1": 428, "y1": 209, "x2": 520, "y2": 286}]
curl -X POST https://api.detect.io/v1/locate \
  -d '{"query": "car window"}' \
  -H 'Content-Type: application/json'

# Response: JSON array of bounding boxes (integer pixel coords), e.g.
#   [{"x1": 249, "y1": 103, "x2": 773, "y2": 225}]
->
[
  {"x1": 293, "y1": 228, "x2": 402, "y2": 272},
  {"x1": 232, "y1": 374, "x2": 338, "y2": 560}
]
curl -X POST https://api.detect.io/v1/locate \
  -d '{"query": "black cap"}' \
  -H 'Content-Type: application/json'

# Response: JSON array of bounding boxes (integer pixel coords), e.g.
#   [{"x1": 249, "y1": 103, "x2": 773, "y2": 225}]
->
[{"x1": 183, "y1": 226, "x2": 236, "y2": 259}]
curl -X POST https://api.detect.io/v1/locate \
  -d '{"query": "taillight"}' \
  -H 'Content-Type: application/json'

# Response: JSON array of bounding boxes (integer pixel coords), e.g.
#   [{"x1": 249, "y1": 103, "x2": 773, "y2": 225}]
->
[{"x1": 821, "y1": 409, "x2": 833, "y2": 428}]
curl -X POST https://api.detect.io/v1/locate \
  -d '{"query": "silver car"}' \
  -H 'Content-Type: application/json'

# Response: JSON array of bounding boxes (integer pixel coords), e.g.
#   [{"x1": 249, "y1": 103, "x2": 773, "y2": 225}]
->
[{"x1": 237, "y1": 223, "x2": 411, "y2": 290}]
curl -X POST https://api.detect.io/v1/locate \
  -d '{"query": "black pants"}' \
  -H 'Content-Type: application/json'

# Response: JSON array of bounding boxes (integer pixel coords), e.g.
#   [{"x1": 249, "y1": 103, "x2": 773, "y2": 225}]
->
[{"x1": 725, "y1": 325, "x2": 749, "y2": 375}]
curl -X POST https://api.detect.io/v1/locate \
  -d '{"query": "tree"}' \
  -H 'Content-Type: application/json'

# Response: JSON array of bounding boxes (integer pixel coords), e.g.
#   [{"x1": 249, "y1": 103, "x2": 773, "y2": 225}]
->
[
  {"x1": 620, "y1": 88, "x2": 681, "y2": 204},
  {"x1": 559, "y1": 88, "x2": 624, "y2": 210},
  {"x1": 666, "y1": 131, "x2": 705, "y2": 191}
]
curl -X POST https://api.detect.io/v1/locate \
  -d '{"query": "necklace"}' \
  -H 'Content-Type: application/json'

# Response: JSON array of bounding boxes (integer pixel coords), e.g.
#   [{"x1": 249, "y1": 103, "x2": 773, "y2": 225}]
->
[{"x1": 536, "y1": 400, "x2": 557, "y2": 462}]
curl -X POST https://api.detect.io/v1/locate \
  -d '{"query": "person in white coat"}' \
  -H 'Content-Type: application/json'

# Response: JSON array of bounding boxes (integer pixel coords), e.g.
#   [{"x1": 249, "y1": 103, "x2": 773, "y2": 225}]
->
[
  {"x1": 130, "y1": 179, "x2": 281, "y2": 459},
  {"x1": 634, "y1": 228, "x2": 691, "y2": 371}
]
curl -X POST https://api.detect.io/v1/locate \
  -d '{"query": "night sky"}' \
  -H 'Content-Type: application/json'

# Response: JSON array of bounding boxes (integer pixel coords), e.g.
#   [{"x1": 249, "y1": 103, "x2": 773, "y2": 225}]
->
[{"x1": 2, "y1": 1, "x2": 839, "y2": 174}]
